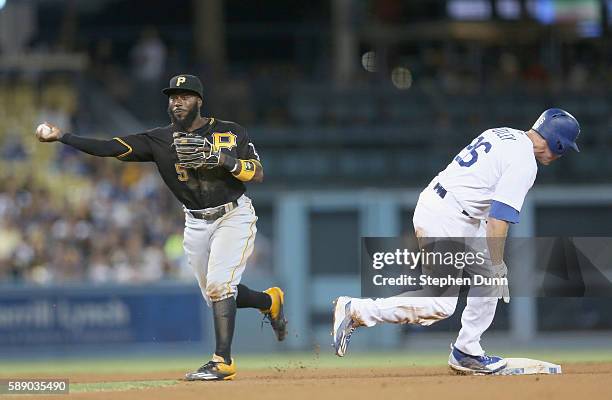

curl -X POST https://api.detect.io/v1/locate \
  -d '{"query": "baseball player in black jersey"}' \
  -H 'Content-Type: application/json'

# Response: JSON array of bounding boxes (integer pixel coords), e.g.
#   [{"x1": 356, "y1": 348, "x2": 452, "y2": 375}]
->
[{"x1": 36, "y1": 74, "x2": 287, "y2": 381}]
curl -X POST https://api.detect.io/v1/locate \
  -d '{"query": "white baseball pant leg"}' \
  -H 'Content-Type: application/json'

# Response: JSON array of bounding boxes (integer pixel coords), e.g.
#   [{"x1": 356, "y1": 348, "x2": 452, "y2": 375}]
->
[
  {"x1": 350, "y1": 187, "x2": 498, "y2": 355},
  {"x1": 183, "y1": 195, "x2": 258, "y2": 306}
]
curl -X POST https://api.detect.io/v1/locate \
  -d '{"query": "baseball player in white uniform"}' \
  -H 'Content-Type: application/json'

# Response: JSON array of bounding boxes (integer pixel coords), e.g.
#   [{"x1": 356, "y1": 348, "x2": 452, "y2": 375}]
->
[{"x1": 333, "y1": 109, "x2": 581, "y2": 374}]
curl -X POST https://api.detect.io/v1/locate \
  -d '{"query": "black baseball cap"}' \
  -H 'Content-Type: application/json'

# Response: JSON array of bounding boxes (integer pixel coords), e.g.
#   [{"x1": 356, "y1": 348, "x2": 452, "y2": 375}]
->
[{"x1": 162, "y1": 74, "x2": 203, "y2": 98}]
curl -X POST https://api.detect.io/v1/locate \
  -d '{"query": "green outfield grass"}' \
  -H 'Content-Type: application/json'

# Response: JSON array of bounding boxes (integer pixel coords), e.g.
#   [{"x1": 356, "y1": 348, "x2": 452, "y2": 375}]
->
[{"x1": 1, "y1": 349, "x2": 612, "y2": 376}]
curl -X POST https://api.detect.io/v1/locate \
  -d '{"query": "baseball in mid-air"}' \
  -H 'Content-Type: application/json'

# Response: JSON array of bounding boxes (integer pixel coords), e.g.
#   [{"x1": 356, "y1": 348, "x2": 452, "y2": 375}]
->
[{"x1": 36, "y1": 123, "x2": 52, "y2": 137}]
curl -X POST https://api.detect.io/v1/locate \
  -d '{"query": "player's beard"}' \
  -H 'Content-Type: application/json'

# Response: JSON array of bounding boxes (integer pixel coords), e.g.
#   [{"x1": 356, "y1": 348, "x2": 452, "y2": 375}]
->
[{"x1": 168, "y1": 104, "x2": 199, "y2": 131}]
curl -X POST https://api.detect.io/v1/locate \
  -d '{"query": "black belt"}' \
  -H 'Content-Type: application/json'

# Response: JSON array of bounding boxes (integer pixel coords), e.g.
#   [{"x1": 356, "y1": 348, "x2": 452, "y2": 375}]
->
[
  {"x1": 188, "y1": 200, "x2": 239, "y2": 221},
  {"x1": 433, "y1": 183, "x2": 470, "y2": 217}
]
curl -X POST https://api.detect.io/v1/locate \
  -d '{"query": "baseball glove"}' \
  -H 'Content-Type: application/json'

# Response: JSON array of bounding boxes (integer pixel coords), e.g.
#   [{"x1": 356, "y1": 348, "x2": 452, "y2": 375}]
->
[{"x1": 173, "y1": 132, "x2": 221, "y2": 169}]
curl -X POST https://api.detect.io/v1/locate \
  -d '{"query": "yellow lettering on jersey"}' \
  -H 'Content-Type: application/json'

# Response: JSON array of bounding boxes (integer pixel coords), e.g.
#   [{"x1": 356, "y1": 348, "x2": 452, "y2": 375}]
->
[
  {"x1": 175, "y1": 163, "x2": 188, "y2": 182},
  {"x1": 176, "y1": 76, "x2": 186, "y2": 86},
  {"x1": 212, "y1": 132, "x2": 237, "y2": 151}
]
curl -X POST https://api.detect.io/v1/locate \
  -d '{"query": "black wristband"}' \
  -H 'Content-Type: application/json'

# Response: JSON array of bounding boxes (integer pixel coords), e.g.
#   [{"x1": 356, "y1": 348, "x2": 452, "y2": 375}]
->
[{"x1": 221, "y1": 154, "x2": 237, "y2": 172}]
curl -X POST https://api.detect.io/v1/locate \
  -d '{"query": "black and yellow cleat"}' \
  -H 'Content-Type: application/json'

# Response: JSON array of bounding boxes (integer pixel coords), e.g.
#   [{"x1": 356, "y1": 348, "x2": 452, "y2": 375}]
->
[
  {"x1": 185, "y1": 354, "x2": 236, "y2": 381},
  {"x1": 262, "y1": 287, "x2": 288, "y2": 341}
]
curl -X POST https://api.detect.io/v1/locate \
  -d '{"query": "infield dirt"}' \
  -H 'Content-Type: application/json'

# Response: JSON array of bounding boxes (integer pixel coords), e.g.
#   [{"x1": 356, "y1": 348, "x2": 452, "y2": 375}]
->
[{"x1": 22, "y1": 362, "x2": 612, "y2": 400}]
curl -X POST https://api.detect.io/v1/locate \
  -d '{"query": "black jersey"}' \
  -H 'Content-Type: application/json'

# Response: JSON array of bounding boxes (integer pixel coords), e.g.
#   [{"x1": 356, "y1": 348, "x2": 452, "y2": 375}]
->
[{"x1": 114, "y1": 118, "x2": 261, "y2": 209}]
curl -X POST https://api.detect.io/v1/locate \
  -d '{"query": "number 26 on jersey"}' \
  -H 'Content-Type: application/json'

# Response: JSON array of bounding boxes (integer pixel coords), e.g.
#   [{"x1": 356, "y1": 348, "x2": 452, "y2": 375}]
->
[{"x1": 454, "y1": 136, "x2": 492, "y2": 167}]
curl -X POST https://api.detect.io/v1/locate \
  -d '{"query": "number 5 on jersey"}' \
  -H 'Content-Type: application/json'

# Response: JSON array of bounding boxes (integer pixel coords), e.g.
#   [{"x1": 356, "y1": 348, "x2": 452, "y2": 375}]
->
[
  {"x1": 455, "y1": 136, "x2": 492, "y2": 167},
  {"x1": 175, "y1": 163, "x2": 188, "y2": 181}
]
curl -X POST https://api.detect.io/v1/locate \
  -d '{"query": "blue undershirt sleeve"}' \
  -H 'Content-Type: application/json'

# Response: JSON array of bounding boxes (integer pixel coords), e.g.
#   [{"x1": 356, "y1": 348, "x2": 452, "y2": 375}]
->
[{"x1": 489, "y1": 201, "x2": 520, "y2": 224}]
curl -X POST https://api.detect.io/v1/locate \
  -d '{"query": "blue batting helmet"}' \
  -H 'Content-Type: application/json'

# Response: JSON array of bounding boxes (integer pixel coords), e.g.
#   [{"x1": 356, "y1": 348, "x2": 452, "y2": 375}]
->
[{"x1": 531, "y1": 108, "x2": 580, "y2": 155}]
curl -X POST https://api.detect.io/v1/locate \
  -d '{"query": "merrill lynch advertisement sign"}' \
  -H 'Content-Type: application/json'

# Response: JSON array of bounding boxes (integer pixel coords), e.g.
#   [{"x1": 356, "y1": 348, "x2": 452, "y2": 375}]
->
[{"x1": 0, "y1": 286, "x2": 204, "y2": 347}]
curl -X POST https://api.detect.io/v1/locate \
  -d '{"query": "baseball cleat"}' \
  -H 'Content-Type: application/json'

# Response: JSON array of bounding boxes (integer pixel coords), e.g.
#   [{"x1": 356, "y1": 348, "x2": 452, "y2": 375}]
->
[
  {"x1": 448, "y1": 344, "x2": 507, "y2": 374},
  {"x1": 262, "y1": 287, "x2": 288, "y2": 341},
  {"x1": 332, "y1": 296, "x2": 359, "y2": 357},
  {"x1": 185, "y1": 354, "x2": 236, "y2": 381}
]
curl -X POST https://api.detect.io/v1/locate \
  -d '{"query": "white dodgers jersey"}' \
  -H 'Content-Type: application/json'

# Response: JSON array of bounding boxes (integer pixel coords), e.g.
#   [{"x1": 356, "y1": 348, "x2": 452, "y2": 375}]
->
[{"x1": 435, "y1": 127, "x2": 538, "y2": 220}]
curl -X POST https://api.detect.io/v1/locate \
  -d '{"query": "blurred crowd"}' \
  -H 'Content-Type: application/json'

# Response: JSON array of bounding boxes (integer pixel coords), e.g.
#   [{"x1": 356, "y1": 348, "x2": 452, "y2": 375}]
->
[
  {"x1": 1, "y1": 4, "x2": 610, "y2": 284},
  {"x1": 1, "y1": 39, "x2": 610, "y2": 285},
  {"x1": 87, "y1": 27, "x2": 296, "y2": 127},
  {"x1": 0, "y1": 69, "x2": 274, "y2": 285},
  {"x1": 0, "y1": 151, "x2": 272, "y2": 285},
  {"x1": 86, "y1": 28, "x2": 612, "y2": 127},
  {"x1": 0, "y1": 153, "x2": 188, "y2": 285},
  {"x1": 0, "y1": 73, "x2": 274, "y2": 285}
]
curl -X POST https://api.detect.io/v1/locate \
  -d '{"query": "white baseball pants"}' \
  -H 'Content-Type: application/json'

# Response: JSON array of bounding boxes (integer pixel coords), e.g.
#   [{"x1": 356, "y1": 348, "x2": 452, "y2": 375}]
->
[
  {"x1": 183, "y1": 195, "x2": 257, "y2": 306},
  {"x1": 349, "y1": 183, "x2": 498, "y2": 356}
]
